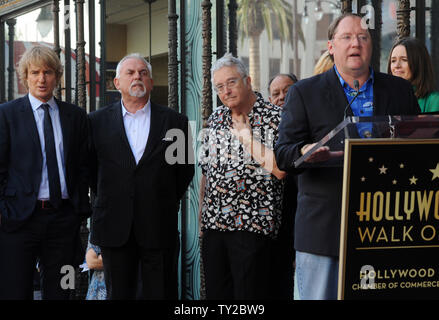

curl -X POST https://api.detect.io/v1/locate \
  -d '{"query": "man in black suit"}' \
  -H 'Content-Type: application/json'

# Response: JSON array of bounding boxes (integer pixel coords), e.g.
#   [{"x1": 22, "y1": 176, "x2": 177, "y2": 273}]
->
[
  {"x1": 0, "y1": 46, "x2": 90, "y2": 300},
  {"x1": 88, "y1": 53, "x2": 194, "y2": 299},
  {"x1": 275, "y1": 14, "x2": 420, "y2": 300}
]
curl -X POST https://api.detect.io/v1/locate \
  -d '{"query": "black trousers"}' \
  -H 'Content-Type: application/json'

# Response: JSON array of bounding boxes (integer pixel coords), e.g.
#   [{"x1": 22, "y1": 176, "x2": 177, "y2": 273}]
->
[
  {"x1": 0, "y1": 203, "x2": 80, "y2": 300},
  {"x1": 270, "y1": 174, "x2": 297, "y2": 299},
  {"x1": 202, "y1": 230, "x2": 272, "y2": 300},
  {"x1": 101, "y1": 230, "x2": 179, "y2": 300}
]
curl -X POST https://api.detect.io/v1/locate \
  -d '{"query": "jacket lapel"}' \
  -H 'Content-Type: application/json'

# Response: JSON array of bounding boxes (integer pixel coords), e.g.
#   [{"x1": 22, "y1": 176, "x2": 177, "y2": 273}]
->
[
  {"x1": 326, "y1": 69, "x2": 349, "y2": 118},
  {"x1": 21, "y1": 95, "x2": 42, "y2": 157},
  {"x1": 57, "y1": 99, "x2": 72, "y2": 163},
  {"x1": 110, "y1": 101, "x2": 137, "y2": 168},
  {"x1": 137, "y1": 102, "x2": 165, "y2": 167},
  {"x1": 372, "y1": 73, "x2": 389, "y2": 115}
]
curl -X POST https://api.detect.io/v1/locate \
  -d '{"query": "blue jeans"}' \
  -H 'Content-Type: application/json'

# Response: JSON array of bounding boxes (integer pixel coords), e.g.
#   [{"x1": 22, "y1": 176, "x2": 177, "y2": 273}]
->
[{"x1": 294, "y1": 251, "x2": 339, "y2": 300}]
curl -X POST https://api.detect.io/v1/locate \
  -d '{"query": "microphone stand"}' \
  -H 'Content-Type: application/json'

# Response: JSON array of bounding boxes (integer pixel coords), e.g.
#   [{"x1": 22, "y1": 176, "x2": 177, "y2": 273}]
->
[{"x1": 343, "y1": 80, "x2": 360, "y2": 140}]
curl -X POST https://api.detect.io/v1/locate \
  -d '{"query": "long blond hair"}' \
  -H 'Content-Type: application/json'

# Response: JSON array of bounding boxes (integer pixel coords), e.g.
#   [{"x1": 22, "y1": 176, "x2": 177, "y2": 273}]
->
[{"x1": 314, "y1": 50, "x2": 334, "y2": 75}]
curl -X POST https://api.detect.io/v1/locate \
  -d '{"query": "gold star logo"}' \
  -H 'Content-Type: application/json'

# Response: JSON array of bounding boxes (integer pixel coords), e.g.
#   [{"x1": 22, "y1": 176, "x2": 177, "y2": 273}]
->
[
  {"x1": 361, "y1": 176, "x2": 366, "y2": 182},
  {"x1": 430, "y1": 163, "x2": 439, "y2": 181},
  {"x1": 392, "y1": 179, "x2": 397, "y2": 185},
  {"x1": 379, "y1": 165, "x2": 388, "y2": 175},
  {"x1": 409, "y1": 176, "x2": 418, "y2": 185},
  {"x1": 368, "y1": 157, "x2": 374, "y2": 163},
  {"x1": 400, "y1": 163, "x2": 404, "y2": 169}
]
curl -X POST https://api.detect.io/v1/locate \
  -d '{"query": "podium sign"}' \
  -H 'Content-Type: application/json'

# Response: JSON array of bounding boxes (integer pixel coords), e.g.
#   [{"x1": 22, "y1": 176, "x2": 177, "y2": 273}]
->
[{"x1": 338, "y1": 139, "x2": 439, "y2": 299}]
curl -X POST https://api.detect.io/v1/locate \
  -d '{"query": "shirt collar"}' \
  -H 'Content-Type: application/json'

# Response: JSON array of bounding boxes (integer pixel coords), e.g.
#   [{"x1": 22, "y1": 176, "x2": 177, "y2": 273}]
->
[
  {"x1": 333, "y1": 65, "x2": 375, "y2": 91},
  {"x1": 121, "y1": 98, "x2": 150, "y2": 116},
  {"x1": 29, "y1": 93, "x2": 57, "y2": 112}
]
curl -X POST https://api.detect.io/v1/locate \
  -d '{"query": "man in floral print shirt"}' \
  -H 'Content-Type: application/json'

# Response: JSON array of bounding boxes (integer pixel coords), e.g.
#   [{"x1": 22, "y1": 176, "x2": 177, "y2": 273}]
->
[{"x1": 198, "y1": 53, "x2": 286, "y2": 299}]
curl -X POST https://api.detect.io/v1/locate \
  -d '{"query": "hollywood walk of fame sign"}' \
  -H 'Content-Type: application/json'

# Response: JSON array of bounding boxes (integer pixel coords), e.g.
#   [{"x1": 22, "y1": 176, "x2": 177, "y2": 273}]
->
[{"x1": 338, "y1": 139, "x2": 439, "y2": 300}]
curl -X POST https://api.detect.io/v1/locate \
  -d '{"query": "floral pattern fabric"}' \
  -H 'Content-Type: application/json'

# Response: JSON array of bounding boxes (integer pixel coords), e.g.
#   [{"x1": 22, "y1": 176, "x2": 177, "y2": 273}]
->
[{"x1": 85, "y1": 241, "x2": 107, "y2": 300}]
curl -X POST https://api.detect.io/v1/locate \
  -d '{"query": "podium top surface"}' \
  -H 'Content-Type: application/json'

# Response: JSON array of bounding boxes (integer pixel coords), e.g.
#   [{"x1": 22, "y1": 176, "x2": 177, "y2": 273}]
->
[{"x1": 294, "y1": 115, "x2": 439, "y2": 168}]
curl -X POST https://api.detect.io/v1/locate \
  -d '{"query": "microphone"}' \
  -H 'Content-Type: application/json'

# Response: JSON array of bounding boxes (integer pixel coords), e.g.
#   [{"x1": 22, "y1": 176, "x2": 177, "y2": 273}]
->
[
  {"x1": 343, "y1": 80, "x2": 360, "y2": 141},
  {"x1": 343, "y1": 79, "x2": 360, "y2": 119}
]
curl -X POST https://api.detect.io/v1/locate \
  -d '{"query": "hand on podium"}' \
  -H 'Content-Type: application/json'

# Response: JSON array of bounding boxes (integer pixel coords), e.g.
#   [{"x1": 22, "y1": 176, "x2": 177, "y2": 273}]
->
[{"x1": 301, "y1": 143, "x2": 344, "y2": 163}]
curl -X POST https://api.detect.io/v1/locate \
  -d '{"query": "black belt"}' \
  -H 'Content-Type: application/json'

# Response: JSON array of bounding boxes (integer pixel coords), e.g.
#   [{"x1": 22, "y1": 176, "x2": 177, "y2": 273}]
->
[{"x1": 36, "y1": 199, "x2": 70, "y2": 210}]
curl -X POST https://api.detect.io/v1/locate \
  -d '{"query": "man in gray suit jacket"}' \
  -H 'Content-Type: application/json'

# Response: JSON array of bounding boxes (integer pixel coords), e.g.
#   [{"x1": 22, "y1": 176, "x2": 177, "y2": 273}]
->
[{"x1": 88, "y1": 53, "x2": 194, "y2": 299}]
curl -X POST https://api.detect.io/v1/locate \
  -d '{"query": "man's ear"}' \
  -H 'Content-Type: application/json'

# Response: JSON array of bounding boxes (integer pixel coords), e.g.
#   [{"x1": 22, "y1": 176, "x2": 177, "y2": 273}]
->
[
  {"x1": 328, "y1": 40, "x2": 334, "y2": 55},
  {"x1": 113, "y1": 78, "x2": 119, "y2": 90},
  {"x1": 245, "y1": 76, "x2": 253, "y2": 92}
]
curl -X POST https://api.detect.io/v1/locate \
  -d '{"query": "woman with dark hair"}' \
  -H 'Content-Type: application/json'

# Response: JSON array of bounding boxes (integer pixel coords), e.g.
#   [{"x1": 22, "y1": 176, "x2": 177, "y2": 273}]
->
[{"x1": 388, "y1": 37, "x2": 439, "y2": 113}]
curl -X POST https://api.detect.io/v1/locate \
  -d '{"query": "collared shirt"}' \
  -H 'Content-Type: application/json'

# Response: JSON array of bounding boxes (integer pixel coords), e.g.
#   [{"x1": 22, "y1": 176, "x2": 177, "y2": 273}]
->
[
  {"x1": 334, "y1": 65, "x2": 374, "y2": 137},
  {"x1": 121, "y1": 99, "x2": 151, "y2": 164},
  {"x1": 29, "y1": 93, "x2": 69, "y2": 200},
  {"x1": 199, "y1": 92, "x2": 284, "y2": 238}
]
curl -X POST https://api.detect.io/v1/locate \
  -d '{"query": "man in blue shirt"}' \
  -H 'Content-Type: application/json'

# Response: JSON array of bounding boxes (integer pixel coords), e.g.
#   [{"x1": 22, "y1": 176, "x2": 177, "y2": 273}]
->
[
  {"x1": 275, "y1": 13, "x2": 420, "y2": 300},
  {"x1": 335, "y1": 66, "x2": 374, "y2": 137}
]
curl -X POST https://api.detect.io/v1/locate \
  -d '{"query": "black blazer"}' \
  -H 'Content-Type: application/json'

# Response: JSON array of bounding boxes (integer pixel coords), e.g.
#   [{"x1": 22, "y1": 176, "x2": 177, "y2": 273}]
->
[
  {"x1": 0, "y1": 95, "x2": 91, "y2": 232},
  {"x1": 88, "y1": 101, "x2": 194, "y2": 249},
  {"x1": 274, "y1": 68, "x2": 420, "y2": 257}
]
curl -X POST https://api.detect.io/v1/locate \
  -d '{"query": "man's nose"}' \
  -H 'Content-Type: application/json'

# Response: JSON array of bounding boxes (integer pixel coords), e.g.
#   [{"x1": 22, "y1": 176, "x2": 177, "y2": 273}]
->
[
  {"x1": 224, "y1": 85, "x2": 232, "y2": 94},
  {"x1": 279, "y1": 91, "x2": 286, "y2": 100},
  {"x1": 351, "y1": 35, "x2": 361, "y2": 46}
]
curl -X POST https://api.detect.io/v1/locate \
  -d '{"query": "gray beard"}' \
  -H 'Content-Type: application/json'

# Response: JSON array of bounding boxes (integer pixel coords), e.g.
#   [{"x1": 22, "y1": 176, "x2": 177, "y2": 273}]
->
[{"x1": 129, "y1": 87, "x2": 146, "y2": 98}]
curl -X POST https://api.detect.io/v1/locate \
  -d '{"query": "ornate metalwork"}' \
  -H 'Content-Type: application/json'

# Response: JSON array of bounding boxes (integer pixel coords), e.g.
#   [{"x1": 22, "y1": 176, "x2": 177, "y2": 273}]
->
[
  {"x1": 7, "y1": 18, "x2": 15, "y2": 101},
  {"x1": 415, "y1": 0, "x2": 426, "y2": 44},
  {"x1": 64, "y1": 0, "x2": 72, "y2": 104},
  {"x1": 370, "y1": 0, "x2": 382, "y2": 71},
  {"x1": 144, "y1": 0, "x2": 157, "y2": 64},
  {"x1": 0, "y1": 21, "x2": 6, "y2": 103},
  {"x1": 52, "y1": 0, "x2": 61, "y2": 99},
  {"x1": 201, "y1": 0, "x2": 212, "y2": 128},
  {"x1": 432, "y1": 0, "x2": 439, "y2": 91},
  {"x1": 341, "y1": 0, "x2": 352, "y2": 13},
  {"x1": 228, "y1": 0, "x2": 237, "y2": 57},
  {"x1": 168, "y1": 0, "x2": 178, "y2": 110},
  {"x1": 396, "y1": 0, "x2": 411, "y2": 39},
  {"x1": 99, "y1": 0, "x2": 106, "y2": 108},
  {"x1": 216, "y1": 1, "x2": 225, "y2": 58},
  {"x1": 75, "y1": 0, "x2": 86, "y2": 109},
  {"x1": 52, "y1": 1, "x2": 60, "y2": 58},
  {"x1": 88, "y1": 0, "x2": 96, "y2": 112}
]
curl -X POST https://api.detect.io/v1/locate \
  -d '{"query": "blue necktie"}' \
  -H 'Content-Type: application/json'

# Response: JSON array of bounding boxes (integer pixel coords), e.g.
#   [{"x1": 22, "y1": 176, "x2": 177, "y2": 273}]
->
[{"x1": 42, "y1": 104, "x2": 62, "y2": 208}]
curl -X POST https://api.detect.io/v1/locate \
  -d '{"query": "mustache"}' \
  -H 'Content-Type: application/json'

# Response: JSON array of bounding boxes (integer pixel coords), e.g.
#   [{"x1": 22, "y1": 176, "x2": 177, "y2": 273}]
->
[
  {"x1": 129, "y1": 81, "x2": 147, "y2": 98},
  {"x1": 130, "y1": 81, "x2": 146, "y2": 90}
]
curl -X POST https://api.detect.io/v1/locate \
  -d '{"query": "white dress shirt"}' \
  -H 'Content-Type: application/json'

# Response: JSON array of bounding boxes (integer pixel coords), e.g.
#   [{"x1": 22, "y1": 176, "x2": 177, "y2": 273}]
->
[
  {"x1": 121, "y1": 99, "x2": 151, "y2": 164},
  {"x1": 29, "y1": 93, "x2": 69, "y2": 200}
]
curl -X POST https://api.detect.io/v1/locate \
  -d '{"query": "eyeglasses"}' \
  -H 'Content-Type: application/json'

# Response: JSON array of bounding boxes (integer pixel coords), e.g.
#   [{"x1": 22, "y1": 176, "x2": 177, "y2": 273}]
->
[
  {"x1": 214, "y1": 77, "x2": 244, "y2": 93},
  {"x1": 333, "y1": 34, "x2": 369, "y2": 44}
]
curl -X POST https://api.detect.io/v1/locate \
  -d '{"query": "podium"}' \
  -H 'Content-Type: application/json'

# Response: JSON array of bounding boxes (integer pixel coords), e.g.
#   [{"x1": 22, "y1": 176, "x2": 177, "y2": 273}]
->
[{"x1": 298, "y1": 115, "x2": 439, "y2": 300}]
